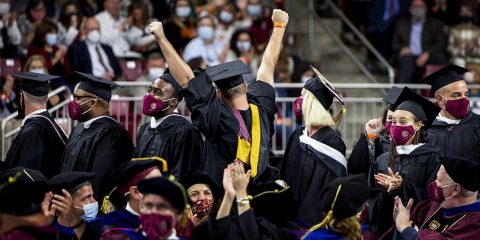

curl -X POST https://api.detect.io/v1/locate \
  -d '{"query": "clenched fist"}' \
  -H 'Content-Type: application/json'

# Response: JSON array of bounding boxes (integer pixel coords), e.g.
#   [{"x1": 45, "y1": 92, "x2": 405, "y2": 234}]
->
[
  {"x1": 271, "y1": 9, "x2": 289, "y2": 25},
  {"x1": 148, "y1": 21, "x2": 165, "y2": 40}
]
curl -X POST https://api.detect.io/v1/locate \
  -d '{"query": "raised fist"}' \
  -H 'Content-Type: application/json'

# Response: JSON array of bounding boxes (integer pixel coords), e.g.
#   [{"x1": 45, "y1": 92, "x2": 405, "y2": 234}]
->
[
  {"x1": 148, "y1": 21, "x2": 165, "y2": 40},
  {"x1": 271, "y1": 9, "x2": 289, "y2": 25}
]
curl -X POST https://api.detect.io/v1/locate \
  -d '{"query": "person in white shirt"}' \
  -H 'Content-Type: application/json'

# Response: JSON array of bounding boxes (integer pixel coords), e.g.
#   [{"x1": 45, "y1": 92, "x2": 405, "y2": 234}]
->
[
  {"x1": 68, "y1": 17, "x2": 122, "y2": 80},
  {"x1": 182, "y1": 14, "x2": 227, "y2": 66},
  {"x1": 94, "y1": 0, "x2": 140, "y2": 58},
  {"x1": 125, "y1": 0, "x2": 158, "y2": 55},
  {"x1": 57, "y1": 0, "x2": 82, "y2": 47},
  {"x1": 0, "y1": 0, "x2": 21, "y2": 56}
]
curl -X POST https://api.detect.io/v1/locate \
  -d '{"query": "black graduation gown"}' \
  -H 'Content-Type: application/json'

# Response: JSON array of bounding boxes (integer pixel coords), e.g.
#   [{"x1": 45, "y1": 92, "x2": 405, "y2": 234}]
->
[
  {"x1": 213, "y1": 210, "x2": 296, "y2": 240},
  {"x1": 3, "y1": 111, "x2": 68, "y2": 179},
  {"x1": 366, "y1": 144, "x2": 440, "y2": 237},
  {"x1": 134, "y1": 115, "x2": 204, "y2": 179},
  {"x1": 348, "y1": 133, "x2": 390, "y2": 176},
  {"x1": 182, "y1": 69, "x2": 277, "y2": 184},
  {"x1": 281, "y1": 127, "x2": 347, "y2": 226},
  {"x1": 427, "y1": 112, "x2": 480, "y2": 164},
  {"x1": 60, "y1": 117, "x2": 133, "y2": 200}
]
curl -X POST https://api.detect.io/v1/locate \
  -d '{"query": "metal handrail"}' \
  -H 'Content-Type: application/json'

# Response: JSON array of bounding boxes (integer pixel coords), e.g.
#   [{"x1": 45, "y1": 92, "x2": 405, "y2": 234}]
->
[
  {"x1": 324, "y1": 0, "x2": 396, "y2": 84},
  {"x1": 1, "y1": 86, "x2": 72, "y2": 160},
  {"x1": 113, "y1": 81, "x2": 480, "y2": 90}
]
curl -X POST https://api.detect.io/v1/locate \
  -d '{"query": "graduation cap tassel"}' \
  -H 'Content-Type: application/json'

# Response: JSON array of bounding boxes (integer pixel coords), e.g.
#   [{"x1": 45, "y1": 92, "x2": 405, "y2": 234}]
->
[
  {"x1": 101, "y1": 186, "x2": 117, "y2": 214},
  {"x1": 332, "y1": 106, "x2": 346, "y2": 126},
  {"x1": 300, "y1": 185, "x2": 343, "y2": 240}
]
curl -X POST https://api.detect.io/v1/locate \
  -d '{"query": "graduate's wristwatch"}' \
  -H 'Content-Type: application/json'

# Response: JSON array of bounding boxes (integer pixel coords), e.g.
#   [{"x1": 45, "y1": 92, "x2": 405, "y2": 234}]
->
[{"x1": 236, "y1": 197, "x2": 250, "y2": 206}]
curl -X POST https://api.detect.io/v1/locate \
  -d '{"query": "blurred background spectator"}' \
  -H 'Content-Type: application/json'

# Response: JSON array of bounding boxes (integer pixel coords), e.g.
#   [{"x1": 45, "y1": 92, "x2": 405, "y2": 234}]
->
[
  {"x1": 126, "y1": 0, "x2": 158, "y2": 57},
  {"x1": 57, "y1": 0, "x2": 83, "y2": 47},
  {"x1": 0, "y1": 0, "x2": 22, "y2": 58},
  {"x1": 18, "y1": 0, "x2": 47, "y2": 56},
  {"x1": 163, "y1": 0, "x2": 196, "y2": 53},
  {"x1": 228, "y1": 29, "x2": 260, "y2": 80}
]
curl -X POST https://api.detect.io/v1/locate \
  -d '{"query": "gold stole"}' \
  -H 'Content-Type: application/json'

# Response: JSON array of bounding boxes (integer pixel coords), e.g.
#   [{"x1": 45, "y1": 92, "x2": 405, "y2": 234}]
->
[{"x1": 235, "y1": 104, "x2": 261, "y2": 178}]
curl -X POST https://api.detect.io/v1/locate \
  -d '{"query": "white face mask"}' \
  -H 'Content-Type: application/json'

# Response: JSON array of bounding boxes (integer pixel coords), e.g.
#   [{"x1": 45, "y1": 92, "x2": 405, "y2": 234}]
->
[
  {"x1": 148, "y1": 67, "x2": 165, "y2": 81},
  {"x1": 87, "y1": 30, "x2": 101, "y2": 44},
  {"x1": 219, "y1": 11, "x2": 234, "y2": 23},
  {"x1": 176, "y1": 6, "x2": 191, "y2": 18},
  {"x1": 236, "y1": 41, "x2": 251, "y2": 52},
  {"x1": 198, "y1": 26, "x2": 214, "y2": 41},
  {"x1": 247, "y1": 4, "x2": 262, "y2": 17},
  {"x1": 29, "y1": 68, "x2": 45, "y2": 74},
  {"x1": 0, "y1": 2, "x2": 10, "y2": 15},
  {"x1": 46, "y1": 33, "x2": 58, "y2": 46}
]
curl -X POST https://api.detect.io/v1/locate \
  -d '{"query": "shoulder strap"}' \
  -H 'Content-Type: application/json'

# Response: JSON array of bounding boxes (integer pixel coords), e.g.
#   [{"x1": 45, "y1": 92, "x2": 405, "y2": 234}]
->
[{"x1": 29, "y1": 114, "x2": 68, "y2": 145}]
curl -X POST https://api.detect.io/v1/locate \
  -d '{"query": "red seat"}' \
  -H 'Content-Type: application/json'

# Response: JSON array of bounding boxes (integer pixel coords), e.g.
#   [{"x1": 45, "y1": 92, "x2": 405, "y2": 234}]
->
[
  {"x1": 118, "y1": 59, "x2": 145, "y2": 81},
  {"x1": 0, "y1": 58, "x2": 22, "y2": 78},
  {"x1": 109, "y1": 100, "x2": 143, "y2": 140}
]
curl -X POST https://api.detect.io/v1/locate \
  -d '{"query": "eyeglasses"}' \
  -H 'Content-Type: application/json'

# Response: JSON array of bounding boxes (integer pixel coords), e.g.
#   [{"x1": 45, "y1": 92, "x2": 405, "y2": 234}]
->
[
  {"x1": 146, "y1": 86, "x2": 163, "y2": 96},
  {"x1": 73, "y1": 94, "x2": 94, "y2": 101}
]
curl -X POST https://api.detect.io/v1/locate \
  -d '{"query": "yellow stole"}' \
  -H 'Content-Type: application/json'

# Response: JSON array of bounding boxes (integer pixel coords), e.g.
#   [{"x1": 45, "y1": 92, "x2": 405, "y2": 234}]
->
[{"x1": 235, "y1": 104, "x2": 261, "y2": 178}]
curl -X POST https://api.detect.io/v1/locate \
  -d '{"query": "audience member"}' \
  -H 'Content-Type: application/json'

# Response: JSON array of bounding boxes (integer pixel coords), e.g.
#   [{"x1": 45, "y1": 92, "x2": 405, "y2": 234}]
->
[
  {"x1": 228, "y1": 29, "x2": 260, "y2": 79},
  {"x1": 68, "y1": 17, "x2": 122, "y2": 81},
  {"x1": 215, "y1": 3, "x2": 237, "y2": 47},
  {"x1": 183, "y1": 14, "x2": 228, "y2": 66},
  {"x1": 247, "y1": 0, "x2": 273, "y2": 51},
  {"x1": 163, "y1": 0, "x2": 197, "y2": 52},
  {"x1": 0, "y1": 0, "x2": 22, "y2": 58},
  {"x1": 392, "y1": 0, "x2": 448, "y2": 83},
  {"x1": 57, "y1": 0, "x2": 83, "y2": 47},
  {"x1": 95, "y1": 0, "x2": 139, "y2": 58},
  {"x1": 18, "y1": 0, "x2": 47, "y2": 56},
  {"x1": 126, "y1": 0, "x2": 158, "y2": 56}
]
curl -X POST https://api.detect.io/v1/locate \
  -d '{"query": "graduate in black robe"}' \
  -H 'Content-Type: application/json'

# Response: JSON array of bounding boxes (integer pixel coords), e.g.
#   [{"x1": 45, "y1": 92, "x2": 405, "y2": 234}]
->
[
  {"x1": 135, "y1": 72, "x2": 204, "y2": 180},
  {"x1": 3, "y1": 72, "x2": 68, "y2": 179},
  {"x1": 421, "y1": 65, "x2": 480, "y2": 167},
  {"x1": 348, "y1": 86, "x2": 402, "y2": 176},
  {"x1": 60, "y1": 72, "x2": 133, "y2": 201},
  {"x1": 366, "y1": 87, "x2": 441, "y2": 238},
  {"x1": 281, "y1": 67, "x2": 347, "y2": 227},
  {"x1": 147, "y1": 9, "x2": 288, "y2": 184}
]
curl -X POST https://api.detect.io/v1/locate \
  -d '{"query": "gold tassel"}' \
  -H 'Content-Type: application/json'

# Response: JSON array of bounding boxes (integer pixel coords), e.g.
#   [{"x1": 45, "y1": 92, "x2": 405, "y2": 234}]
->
[
  {"x1": 333, "y1": 106, "x2": 347, "y2": 125},
  {"x1": 101, "y1": 187, "x2": 117, "y2": 214},
  {"x1": 301, "y1": 184, "x2": 343, "y2": 239}
]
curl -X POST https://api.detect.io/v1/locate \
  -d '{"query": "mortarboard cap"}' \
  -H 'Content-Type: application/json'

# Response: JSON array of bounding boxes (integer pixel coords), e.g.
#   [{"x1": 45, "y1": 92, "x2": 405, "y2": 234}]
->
[
  {"x1": 422, "y1": 65, "x2": 469, "y2": 93},
  {"x1": 137, "y1": 176, "x2": 188, "y2": 213},
  {"x1": 0, "y1": 167, "x2": 48, "y2": 215},
  {"x1": 49, "y1": 172, "x2": 95, "y2": 196},
  {"x1": 206, "y1": 60, "x2": 250, "y2": 91},
  {"x1": 383, "y1": 86, "x2": 402, "y2": 107},
  {"x1": 249, "y1": 180, "x2": 298, "y2": 226},
  {"x1": 391, "y1": 87, "x2": 441, "y2": 130},
  {"x1": 159, "y1": 69, "x2": 183, "y2": 101},
  {"x1": 180, "y1": 170, "x2": 223, "y2": 203},
  {"x1": 319, "y1": 174, "x2": 369, "y2": 221},
  {"x1": 12, "y1": 72, "x2": 60, "y2": 97},
  {"x1": 115, "y1": 159, "x2": 165, "y2": 195},
  {"x1": 440, "y1": 156, "x2": 480, "y2": 192},
  {"x1": 74, "y1": 71, "x2": 120, "y2": 101}
]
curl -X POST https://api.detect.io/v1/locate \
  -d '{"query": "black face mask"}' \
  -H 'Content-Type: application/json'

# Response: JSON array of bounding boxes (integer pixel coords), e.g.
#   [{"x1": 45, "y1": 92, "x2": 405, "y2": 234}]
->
[{"x1": 460, "y1": 15, "x2": 473, "y2": 23}]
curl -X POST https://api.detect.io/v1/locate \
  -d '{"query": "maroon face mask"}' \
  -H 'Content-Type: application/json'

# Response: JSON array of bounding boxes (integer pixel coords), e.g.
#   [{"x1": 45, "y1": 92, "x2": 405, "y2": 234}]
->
[
  {"x1": 390, "y1": 125, "x2": 416, "y2": 146},
  {"x1": 444, "y1": 98, "x2": 469, "y2": 119},
  {"x1": 384, "y1": 121, "x2": 392, "y2": 136},
  {"x1": 293, "y1": 96, "x2": 303, "y2": 119},
  {"x1": 427, "y1": 181, "x2": 456, "y2": 203},
  {"x1": 68, "y1": 99, "x2": 93, "y2": 120},
  {"x1": 139, "y1": 213, "x2": 174, "y2": 240},
  {"x1": 191, "y1": 199, "x2": 213, "y2": 218},
  {"x1": 142, "y1": 95, "x2": 175, "y2": 116}
]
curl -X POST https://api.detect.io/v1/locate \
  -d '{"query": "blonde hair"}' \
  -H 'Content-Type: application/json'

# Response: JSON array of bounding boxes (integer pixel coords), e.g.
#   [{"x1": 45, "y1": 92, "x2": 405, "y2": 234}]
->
[
  {"x1": 329, "y1": 216, "x2": 363, "y2": 240},
  {"x1": 23, "y1": 55, "x2": 47, "y2": 72},
  {"x1": 302, "y1": 89, "x2": 335, "y2": 128}
]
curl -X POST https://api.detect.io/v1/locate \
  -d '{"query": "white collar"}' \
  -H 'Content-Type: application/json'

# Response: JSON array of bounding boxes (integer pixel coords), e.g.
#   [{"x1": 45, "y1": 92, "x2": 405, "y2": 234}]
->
[
  {"x1": 436, "y1": 113, "x2": 461, "y2": 125},
  {"x1": 83, "y1": 115, "x2": 113, "y2": 129},
  {"x1": 22, "y1": 109, "x2": 47, "y2": 126},
  {"x1": 396, "y1": 143, "x2": 424, "y2": 155},
  {"x1": 86, "y1": 40, "x2": 100, "y2": 48},
  {"x1": 150, "y1": 109, "x2": 179, "y2": 129},
  {"x1": 125, "y1": 202, "x2": 139, "y2": 216}
]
